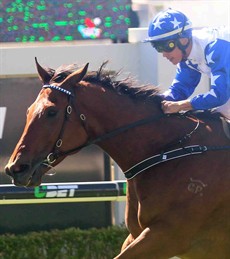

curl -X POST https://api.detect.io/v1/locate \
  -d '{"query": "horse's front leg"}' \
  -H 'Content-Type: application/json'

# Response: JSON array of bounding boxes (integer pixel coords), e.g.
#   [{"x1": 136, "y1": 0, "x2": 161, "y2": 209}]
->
[
  {"x1": 114, "y1": 227, "x2": 155, "y2": 259},
  {"x1": 114, "y1": 224, "x2": 187, "y2": 259},
  {"x1": 120, "y1": 233, "x2": 135, "y2": 251},
  {"x1": 119, "y1": 180, "x2": 142, "y2": 252}
]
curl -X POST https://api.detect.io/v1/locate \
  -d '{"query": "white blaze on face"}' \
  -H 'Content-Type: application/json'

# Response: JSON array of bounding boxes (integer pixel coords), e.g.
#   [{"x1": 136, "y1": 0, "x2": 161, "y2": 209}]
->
[{"x1": 31, "y1": 92, "x2": 52, "y2": 119}]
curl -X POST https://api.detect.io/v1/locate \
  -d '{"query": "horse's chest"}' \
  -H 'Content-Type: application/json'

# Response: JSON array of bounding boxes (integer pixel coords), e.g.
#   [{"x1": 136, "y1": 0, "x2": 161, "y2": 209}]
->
[{"x1": 133, "y1": 173, "x2": 193, "y2": 227}]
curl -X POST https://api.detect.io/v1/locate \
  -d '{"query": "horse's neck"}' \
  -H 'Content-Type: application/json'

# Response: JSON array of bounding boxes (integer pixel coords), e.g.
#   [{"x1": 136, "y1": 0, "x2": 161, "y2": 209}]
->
[
  {"x1": 83, "y1": 92, "x2": 187, "y2": 170},
  {"x1": 99, "y1": 115, "x2": 195, "y2": 170},
  {"x1": 78, "y1": 86, "x2": 203, "y2": 171},
  {"x1": 79, "y1": 86, "x2": 155, "y2": 136}
]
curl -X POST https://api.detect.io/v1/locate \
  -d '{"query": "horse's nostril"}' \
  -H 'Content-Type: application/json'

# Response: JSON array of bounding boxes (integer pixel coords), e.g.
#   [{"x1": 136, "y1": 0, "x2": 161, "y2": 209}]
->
[
  {"x1": 6, "y1": 163, "x2": 30, "y2": 175},
  {"x1": 14, "y1": 164, "x2": 30, "y2": 173}
]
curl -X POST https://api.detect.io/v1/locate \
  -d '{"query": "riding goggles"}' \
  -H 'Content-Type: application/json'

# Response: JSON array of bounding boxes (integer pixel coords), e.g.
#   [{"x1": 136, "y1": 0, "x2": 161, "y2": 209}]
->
[{"x1": 151, "y1": 40, "x2": 176, "y2": 53}]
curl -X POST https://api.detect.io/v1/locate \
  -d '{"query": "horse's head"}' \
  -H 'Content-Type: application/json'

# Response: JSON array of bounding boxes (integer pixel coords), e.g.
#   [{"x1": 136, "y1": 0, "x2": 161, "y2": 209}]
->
[{"x1": 5, "y1": 58, "x2": 89, "y2": 187}]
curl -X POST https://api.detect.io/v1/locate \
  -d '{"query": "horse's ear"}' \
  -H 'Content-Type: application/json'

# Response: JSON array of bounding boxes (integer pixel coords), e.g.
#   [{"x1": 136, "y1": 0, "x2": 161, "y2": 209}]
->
[
  {"x1": 35, "y1": 57, "x2": 52, "y2": 84},
  {"x1": 76, "y1": 62, "x2": 89, "y2": 82},
  {"x1": 61, "y1": 63, "x2": 89, "y2": 87}
]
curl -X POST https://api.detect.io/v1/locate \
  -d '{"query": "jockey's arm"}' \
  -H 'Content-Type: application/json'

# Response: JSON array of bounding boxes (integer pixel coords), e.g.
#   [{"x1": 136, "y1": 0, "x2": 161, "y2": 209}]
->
[
  {"x1": 161, "y1": 62, "x2": 201, "y2": 114},
  {"x1": 190, "y1": 39, "x2": 230, "y2": 110},
  {"x1": 162, "y1": 39, "x2": 230, "y2": 114}
]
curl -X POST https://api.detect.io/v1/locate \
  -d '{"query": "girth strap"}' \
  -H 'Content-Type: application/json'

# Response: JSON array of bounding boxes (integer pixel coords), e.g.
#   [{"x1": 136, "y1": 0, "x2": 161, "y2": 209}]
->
[{"x1": 124, "y1": 145, "x2": 230, "y2": 179}]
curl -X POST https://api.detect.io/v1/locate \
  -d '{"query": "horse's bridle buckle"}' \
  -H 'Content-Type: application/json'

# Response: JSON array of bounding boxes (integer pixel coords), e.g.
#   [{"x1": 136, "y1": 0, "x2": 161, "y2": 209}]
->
[{"x1": 46, "y1": 152, "x2": 57, "y2": 164}]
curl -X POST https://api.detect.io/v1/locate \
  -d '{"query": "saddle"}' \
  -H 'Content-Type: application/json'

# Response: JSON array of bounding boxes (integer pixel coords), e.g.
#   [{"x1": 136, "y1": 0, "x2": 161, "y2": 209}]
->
[{"x1": 186, "y1": 110, "x2": 230, "y2": 140}]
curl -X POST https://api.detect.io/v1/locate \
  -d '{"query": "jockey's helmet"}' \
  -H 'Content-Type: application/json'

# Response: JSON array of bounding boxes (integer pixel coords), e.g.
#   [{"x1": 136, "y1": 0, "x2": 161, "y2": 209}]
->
[{"x1": 144, "y1": 9, "x2": 192, "y2": 43}]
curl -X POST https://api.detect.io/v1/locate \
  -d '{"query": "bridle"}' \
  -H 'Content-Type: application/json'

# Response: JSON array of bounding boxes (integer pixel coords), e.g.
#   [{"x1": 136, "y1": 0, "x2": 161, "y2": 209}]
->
[
  {"x1": 41, "y1": 83, "x2": 199, "y2": 165},
  {"x1": 41, "y1": 84, "x2": 230, "y2": 179},
  {"x1": 42, "y1": 84, "x2": 174, "y2": 165},
  {"x1": 42, "y1": 84, "x2": 74, "y2": 165}
]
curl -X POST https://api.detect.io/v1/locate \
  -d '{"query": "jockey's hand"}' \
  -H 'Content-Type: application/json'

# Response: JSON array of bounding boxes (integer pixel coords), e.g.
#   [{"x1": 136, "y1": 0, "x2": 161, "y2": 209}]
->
[{"x1": 161, "y1": 100, "x2": 193, "y2": 114}]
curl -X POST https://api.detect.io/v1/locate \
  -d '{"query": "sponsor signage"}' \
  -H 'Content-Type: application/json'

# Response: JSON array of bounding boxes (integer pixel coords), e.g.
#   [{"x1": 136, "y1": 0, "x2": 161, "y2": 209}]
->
[{"x1": 0, "y1": 181, "x2": 126, "y2": 204}]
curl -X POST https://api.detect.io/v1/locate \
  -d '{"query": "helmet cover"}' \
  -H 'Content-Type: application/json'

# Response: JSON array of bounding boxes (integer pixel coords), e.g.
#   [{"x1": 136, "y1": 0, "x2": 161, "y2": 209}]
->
[{"x1": 144, "y1": 9, "x2": 192, "y2": 42}]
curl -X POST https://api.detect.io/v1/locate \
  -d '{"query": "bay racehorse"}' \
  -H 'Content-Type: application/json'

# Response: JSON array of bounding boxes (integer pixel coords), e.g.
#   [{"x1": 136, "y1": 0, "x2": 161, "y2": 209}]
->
[{"x1": 5, "y1": 59, "x2": 230, "y2": 258}]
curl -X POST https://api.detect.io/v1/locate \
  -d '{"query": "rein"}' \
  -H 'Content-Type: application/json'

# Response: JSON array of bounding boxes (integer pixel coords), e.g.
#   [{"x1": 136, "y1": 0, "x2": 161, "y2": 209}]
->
[
  {"x1": 57, "y1": 114, "x2": 168, "y2": 155},
  {"x1": 42, "y1": 84, "x2": 169, "y2": 164},
  {"x1": 43, "y1": 84, "x2": 170, "y2": 164},
  {"x1": 42, "y1": 84, "x2": 230, "y2": 179}
]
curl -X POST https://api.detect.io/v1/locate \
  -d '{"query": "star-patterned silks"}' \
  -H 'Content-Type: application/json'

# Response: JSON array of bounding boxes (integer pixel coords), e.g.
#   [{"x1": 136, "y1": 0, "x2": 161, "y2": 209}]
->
[
  {"x1": 152, "y1": 18, "x2": 165, "y2": 30},
  {"x1": 172, "y1": 78, "x2": 180, "y2": 84},
  {"x1": 210, "y1": 74, "x2": 220, "y2": 86},
  {"x1": 206, "y1": 51, "x2": 215, "y2": 64},
  {"x1": 187, "y1": 60, "x2": 199, "y2": 71},
  {"x1": 163, "y1": 26, "x2": 230, "y2": 110},
  {"x1": 170, "y1": 18, "x2": 181, "y2": 29},
  {"x1": 205, "y1": 89, "x2": 217, "y2": 98}
]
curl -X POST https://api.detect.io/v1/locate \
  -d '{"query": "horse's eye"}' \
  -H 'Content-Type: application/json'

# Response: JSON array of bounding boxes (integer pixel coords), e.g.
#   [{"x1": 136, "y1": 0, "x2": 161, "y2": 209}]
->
[{"x1": 46, "y1": 108, "x2": 58, "y2": 117}]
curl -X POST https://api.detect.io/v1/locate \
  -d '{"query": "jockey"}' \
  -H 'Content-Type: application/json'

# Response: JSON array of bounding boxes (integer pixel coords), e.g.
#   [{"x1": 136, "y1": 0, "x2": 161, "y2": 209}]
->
[{"x1": 144, "y1": 8, "x2": 230, "y2": 119}]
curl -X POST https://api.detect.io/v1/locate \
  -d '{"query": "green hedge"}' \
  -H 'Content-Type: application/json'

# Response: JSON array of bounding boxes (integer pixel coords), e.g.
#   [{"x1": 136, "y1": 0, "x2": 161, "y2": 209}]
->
[{"x1": 0, "y1": 226, "x2": 128, "y2": 259}]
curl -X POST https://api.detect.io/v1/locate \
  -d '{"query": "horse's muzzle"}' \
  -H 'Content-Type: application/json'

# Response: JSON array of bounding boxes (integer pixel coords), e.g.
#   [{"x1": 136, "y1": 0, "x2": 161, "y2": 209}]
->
[{"x1": 5, "y1": 162, "x2": 41, "y2": 187}]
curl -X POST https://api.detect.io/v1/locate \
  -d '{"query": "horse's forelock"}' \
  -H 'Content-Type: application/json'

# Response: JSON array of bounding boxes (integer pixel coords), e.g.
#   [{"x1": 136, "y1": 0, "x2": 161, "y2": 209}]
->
[
  {"x1": 50, "y1": 64, "x2": 79, "y2": 83},
  {"x1": 43, "y1": 67, "x2": 55, "y2": 78}
]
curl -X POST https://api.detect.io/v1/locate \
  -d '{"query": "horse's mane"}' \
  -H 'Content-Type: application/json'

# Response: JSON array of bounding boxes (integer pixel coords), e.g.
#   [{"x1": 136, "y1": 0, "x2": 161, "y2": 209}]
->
[
  {"x1": 84, "y1": 62, "x2": 162, "y2": 102},
  {"x1": 48, "y1": 61, "x2": 163, "y2": 103},
  {"x1": 46, "y1": 62, "x2": 222, "y2": 120}
]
